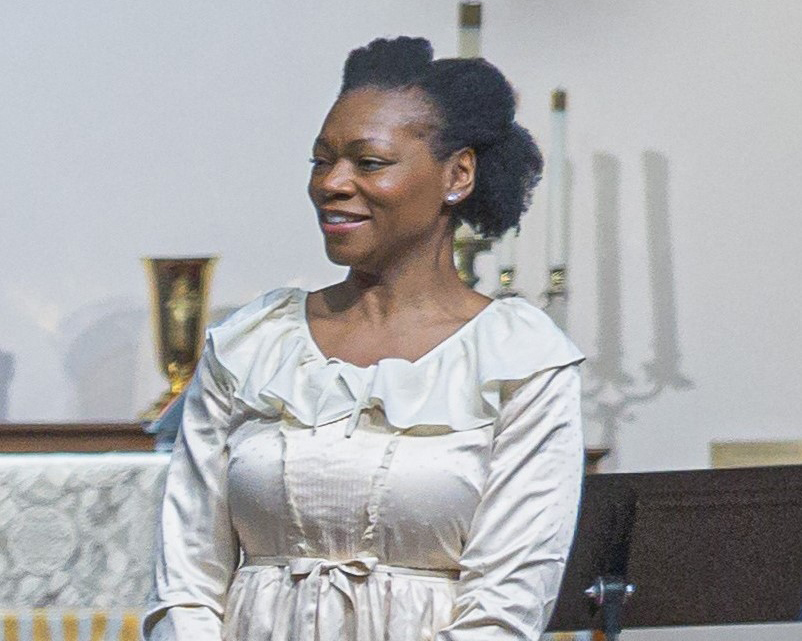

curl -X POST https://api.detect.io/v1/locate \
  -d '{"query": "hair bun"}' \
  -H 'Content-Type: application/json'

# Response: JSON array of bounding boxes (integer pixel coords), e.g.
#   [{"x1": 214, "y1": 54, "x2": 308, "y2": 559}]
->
[{"x1": 341, "y1": 36, "x2": 433, "y2": 92}]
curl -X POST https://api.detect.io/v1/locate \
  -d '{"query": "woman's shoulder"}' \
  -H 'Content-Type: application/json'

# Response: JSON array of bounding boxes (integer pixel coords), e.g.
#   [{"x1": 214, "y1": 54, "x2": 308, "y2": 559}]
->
[
  {"x1": 461, "y1": 296, "x2": 584, "y2": 418},
  {"x1": 469, "y1": 295, "x2": 584, "y2": 379},
  {"x1": 204, "y1": 287, "x2": 307, "y2": 385},
  {"x1": 210, "y1": 287, "x2": 303, "y2": 331}
]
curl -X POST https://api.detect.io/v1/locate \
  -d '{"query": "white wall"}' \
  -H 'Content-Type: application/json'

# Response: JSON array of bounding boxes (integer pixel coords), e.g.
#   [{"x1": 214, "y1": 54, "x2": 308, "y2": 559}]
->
[
  {"x1": 485, "y1": 0, "x2": 802, "y2": 471},
  {"x1": 2, "y1": 1, "x2": 801, "y2": 473},
  {"x1": 0, "y1": 0, "x2": 457, "y2": 422}
]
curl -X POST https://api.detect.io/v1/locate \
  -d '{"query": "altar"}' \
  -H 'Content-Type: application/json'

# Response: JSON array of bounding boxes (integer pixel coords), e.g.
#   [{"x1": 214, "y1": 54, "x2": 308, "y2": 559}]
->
[{"x1": 2, "y1": 450, "x2": 802, "y2": 641}]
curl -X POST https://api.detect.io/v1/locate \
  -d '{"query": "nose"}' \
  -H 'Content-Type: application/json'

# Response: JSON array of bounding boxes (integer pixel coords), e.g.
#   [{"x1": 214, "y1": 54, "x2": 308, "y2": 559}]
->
[{"x1": 312, "y1": 158, "x2": 357, "y2": 201}]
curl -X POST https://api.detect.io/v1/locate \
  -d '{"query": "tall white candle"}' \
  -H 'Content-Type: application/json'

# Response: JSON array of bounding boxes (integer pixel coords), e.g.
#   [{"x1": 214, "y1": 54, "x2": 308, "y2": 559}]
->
[
  {"x1": 458, "y1": 3, "x2": 482, "y2": 58},
  {"x1": 546, "y1": 89, "x2": 568, "y2": 270},
  {"x1": 497, "y1": 228, "x2": 516, "y2": 270}
]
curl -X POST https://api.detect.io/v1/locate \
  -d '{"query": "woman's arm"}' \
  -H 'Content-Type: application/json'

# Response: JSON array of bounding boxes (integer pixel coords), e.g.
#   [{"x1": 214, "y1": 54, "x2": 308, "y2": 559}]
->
[
  {"x1": 143, "y1": 342, "x2": 240, "y2": 640},
  {"x1": 436, "y1": 364, "x2": 584, "y2": 640}
]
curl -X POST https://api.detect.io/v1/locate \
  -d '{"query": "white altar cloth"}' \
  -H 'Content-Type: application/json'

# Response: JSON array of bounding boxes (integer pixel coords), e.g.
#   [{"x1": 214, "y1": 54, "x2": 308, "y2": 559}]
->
[{"x1": 0, "y1": 452, "x2": 169, "y2": 609}]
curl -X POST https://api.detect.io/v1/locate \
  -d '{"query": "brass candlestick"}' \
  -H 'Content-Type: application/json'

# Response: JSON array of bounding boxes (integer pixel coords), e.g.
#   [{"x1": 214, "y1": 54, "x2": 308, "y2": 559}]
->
[
  {"x1": 492, "y1": 266, "x2": 523, "y2": 299},
  {"x1": 454, "y1": 226, "x2": 492, "y2": 289},
  {"x1": 141, "y1": 256, "x2": 217, "y2": 422},
  {"x1": 543, "y1": 264, "x2": 568, "y2": 329},
  {"x1": 545, "y1": 265, "x2": 567, "y2": 299}
]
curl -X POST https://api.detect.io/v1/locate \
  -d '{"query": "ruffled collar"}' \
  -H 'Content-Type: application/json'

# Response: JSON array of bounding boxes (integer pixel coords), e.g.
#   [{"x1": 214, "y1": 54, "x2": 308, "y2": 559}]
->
[{"x1": 208, "y1": 288, "x2": 583, "y2": 432}]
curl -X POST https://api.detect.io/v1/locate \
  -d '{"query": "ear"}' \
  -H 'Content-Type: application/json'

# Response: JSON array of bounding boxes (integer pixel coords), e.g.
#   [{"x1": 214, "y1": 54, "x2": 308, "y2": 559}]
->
[{"x1": 442, "y1": 147, "x2": 476, "y2": 205}]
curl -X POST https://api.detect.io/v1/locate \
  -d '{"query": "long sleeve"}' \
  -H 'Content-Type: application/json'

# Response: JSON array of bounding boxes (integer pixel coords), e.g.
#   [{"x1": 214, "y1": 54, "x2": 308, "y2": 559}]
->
[
  {"x1": 435, "y1": 364, "x2": 584, "y2": 641},
  {"x1": 143, "y1": 342, "x2": 240, "y2": 640}
]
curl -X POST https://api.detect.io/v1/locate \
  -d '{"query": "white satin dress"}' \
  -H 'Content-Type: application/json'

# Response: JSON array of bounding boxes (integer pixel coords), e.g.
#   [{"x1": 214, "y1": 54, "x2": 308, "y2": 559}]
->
[{"x1": 144, "y1": 287, "x2": 585, "y2": 641}]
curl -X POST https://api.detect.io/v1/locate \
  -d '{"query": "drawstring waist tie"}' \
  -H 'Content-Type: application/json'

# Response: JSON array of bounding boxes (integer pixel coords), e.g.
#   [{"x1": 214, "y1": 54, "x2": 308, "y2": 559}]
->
[{"x1": 241, "y1": 555, "x2": 460, "y2": 582}]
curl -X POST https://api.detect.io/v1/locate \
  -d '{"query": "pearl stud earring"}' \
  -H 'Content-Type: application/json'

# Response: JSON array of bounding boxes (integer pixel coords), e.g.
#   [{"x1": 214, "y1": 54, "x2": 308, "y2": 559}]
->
[{"x1": 446, "y1": 193, "x2": 459, "y2": 204}]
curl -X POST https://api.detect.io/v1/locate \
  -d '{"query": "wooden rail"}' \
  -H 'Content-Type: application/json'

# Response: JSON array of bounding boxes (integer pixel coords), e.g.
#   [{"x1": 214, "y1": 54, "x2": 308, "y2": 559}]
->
[
  {"x1": 0, "y1": 423, "x2": 608, "y2": 472},
  {"x1": 0, "y1": 422, "x2": 154, "y2": 453}
]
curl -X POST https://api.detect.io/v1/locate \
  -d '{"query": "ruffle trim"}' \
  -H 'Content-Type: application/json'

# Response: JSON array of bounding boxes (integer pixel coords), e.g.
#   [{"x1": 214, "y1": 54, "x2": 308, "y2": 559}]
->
[{"x1": 207, "y1": 288, "x2": 584, "y2": 431}]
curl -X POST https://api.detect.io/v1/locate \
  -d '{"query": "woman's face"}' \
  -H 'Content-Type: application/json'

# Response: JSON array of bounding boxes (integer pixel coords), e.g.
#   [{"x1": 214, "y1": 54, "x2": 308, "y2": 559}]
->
[{"x1": 308, "y1": 87, "x2": 455, "y2": 271}]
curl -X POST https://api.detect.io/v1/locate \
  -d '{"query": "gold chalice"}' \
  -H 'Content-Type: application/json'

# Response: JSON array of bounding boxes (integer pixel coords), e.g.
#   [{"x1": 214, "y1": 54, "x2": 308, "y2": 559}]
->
[{"x1": 141, "y1": 256, "x2": 217, "y2": 422}]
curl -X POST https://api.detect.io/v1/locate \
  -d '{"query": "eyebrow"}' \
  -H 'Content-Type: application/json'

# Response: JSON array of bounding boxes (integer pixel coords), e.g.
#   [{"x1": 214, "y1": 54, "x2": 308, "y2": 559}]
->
[{"x1": 312, "y1": 137, "x2": 393, "y2": 152}]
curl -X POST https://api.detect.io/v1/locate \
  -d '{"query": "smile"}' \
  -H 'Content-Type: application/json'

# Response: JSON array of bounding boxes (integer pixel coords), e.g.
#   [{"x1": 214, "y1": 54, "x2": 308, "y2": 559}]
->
[
  {"x1": 319, "y1": 210, "x2": 371, "y2": 234},
  {"x1": 320, "y1": 210, "x2": 370, "y2": 223}
]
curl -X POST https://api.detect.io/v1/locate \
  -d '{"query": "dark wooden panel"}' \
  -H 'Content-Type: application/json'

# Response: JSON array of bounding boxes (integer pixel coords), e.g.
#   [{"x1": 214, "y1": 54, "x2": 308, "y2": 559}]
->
[
  {"x1": 549, "y1": 465, "x2": 802, "y2": 630},
  {"x1": 0, "y1": 422, "x2": 155, "y2": 452}
]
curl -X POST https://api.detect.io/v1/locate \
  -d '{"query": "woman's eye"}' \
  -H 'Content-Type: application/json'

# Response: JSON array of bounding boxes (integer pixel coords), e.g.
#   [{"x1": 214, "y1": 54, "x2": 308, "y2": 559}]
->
[
  {"x1": 309, "y1": 157, "x2": 329, "y2": 169},
  {"x1": 357, "y1": 158, "x2": 388, "y2": 171}
]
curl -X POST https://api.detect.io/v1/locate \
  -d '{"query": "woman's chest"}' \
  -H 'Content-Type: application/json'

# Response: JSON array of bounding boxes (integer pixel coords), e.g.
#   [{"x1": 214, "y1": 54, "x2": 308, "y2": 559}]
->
[{"x1": 225, "y1": 410, "x2": 493, "y2": 558}]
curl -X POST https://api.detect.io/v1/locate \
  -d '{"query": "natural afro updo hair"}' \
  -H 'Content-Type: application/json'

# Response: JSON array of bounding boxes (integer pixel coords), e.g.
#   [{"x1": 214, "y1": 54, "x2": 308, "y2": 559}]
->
[{"x1": 339, "y1": 36, "x2": 543, "y2": 239}]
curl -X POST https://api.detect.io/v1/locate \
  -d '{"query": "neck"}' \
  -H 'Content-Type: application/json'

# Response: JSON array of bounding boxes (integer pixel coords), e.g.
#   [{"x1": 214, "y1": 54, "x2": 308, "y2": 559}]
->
[{"x1": 339, "y1": 230, "x2": 468, "y2": 320}]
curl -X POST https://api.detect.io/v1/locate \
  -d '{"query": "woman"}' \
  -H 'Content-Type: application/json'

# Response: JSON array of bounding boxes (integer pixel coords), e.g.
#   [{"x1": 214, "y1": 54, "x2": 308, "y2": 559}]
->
[{"x1": 144, "y1": 37, "x2": 584, "y2": 641}]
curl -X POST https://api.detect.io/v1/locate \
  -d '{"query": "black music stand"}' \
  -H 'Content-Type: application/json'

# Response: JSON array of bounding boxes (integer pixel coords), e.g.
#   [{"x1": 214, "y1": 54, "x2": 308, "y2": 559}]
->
[{"x1": 547, "y1": 465, "x2": 802, "y2": 639}]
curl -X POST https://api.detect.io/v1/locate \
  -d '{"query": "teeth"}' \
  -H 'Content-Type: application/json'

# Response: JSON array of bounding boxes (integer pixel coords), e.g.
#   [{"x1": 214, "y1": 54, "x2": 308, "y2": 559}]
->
[{"x1": 324, "y1": 213, "x2": 366, "y2": 224}]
